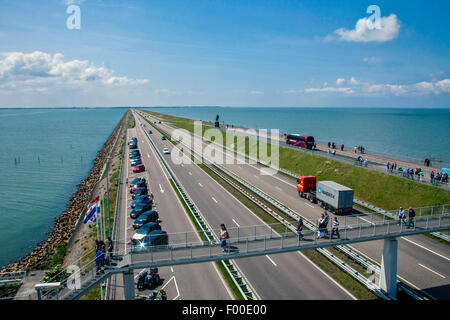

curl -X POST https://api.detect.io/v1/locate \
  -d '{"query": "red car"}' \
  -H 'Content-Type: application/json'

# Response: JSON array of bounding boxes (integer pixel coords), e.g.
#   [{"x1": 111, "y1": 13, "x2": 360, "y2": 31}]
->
[{"x1": 133, "y1": 164, "x2": 145, "y2": 173}]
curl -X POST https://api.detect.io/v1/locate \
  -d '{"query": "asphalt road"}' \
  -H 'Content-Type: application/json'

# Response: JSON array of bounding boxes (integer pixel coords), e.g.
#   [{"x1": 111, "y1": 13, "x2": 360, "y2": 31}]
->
[
  {"x1": 109, "y1": 123, "x2": 233, "y2": 300},
  {"x1": 143, "y1": 111, "x2": 450, "y2": 300},
  {"x1": 135, "y1": 111, "x2": 356, "y2": 300}
]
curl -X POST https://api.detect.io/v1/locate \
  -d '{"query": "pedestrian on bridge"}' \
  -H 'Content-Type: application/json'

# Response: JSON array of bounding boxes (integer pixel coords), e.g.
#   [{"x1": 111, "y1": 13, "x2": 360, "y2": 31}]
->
[
  {"x1": 331, "y1": 217, "x2": 340, "y2": 239},
  {"x1": 297, "y1": 217, "x2": 304, "y2": 240},
  {"x1": 219, "y1": 224, "x2": 229, "y2": 252},
  {"x1": 95, "y1": 249, "x2": 104, "y2": 274},
  {"x1": 407, "y1": 207, "x2": 416, "y2": 229},
  {"x1": 398, "y1": 207, "x2": 406, "y2": 226}
]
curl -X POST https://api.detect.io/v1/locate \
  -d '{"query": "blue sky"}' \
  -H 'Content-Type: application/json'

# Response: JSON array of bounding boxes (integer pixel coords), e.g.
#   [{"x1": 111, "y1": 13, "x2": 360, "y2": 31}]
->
[{"x1": 0, "y1": 0, "x2": 449, "y2": 107}]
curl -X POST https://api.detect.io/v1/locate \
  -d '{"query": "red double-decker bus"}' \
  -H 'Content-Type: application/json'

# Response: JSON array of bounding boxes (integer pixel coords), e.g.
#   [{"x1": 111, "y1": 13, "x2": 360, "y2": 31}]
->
[{"x1": 286, "y1": 134, "x2": 315, "y2": 149}]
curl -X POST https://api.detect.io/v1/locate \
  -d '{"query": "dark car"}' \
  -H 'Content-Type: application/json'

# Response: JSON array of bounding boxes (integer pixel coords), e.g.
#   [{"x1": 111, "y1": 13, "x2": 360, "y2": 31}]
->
[
  {"x1": 149, "y1": 130, "x2": 152, "y2": 134},
  {"x1": 130, "y1": 177, "x2": 146, "y2": 188},
  {"x1": 129, "y1": 179, "x2": 146, "y2": 193},
  {"x1": 129, "y1": 150, "x2": 140, "y2": 158},
  {"x1": 133, "y1": 230, "x2": 168, "y2": 252},
  {"x1": 131, "y1": 197, "x2": 153, "y2": 209},
  {"x1": 133, "y1": 211, "x2": 159, "y2": 229},
  {"x1": 132, "y1": 187, "x2": 148, "y2": 200},
  {"x1": 132, "y1": 222, "x2": 162, "y2": 243},
  {"x1": 129, "y1": 143, "x2": 137, "y2": 149},
  {"x1": 130, "y1": 203, "x2": 153, "y2": 219},
  {"x1": 161, "y1": 136, "x2": 166, "y2": 140}
]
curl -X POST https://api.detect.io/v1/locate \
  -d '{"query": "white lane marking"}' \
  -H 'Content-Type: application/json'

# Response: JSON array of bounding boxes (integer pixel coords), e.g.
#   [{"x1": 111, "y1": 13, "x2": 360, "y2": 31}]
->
[
  {"x1": 159, "y1": 184, "x2": 164, "y2": 193},
  {"x1": 232, "y1": 219, "x2": 240, "y2": 227},
  {"x1": 275, "y1": 186, "x2": 282, "y2": 191},
  {"x1": 160, "y1": 275, "x2": 181, "y2": 300},
  {"x1": 147, "y1": 154, "x2": 150, "y2": 158},
  {"x1": 170, "y1": 267, "x2": 174, "y2": 273},
  {"x1": 189, "y1": 172, "x2": 192, "y2": 176},
  {"x1": 401, "y1": 237, "x2": 450, "y2": 261},
  {"x1": 254, "y1": 174, "x2": 260, "y2": 179},
  {"x1": 304, "y1": 202, "x2": 314, "y2": 209},
  {"x1": 212, "y1": 197, "x2": 218, "y2": 203},
  {"x1": 297, "y1": 251, "x2": 358, "y2": 300},
  {"x1": 265, "y1": 255, "x2": 277, "y2": 267},
  {"x1": 418, "y1": 264, "x2": 446, "y2": 278},
  {"x1": 198, "y1": 182, "x2": 203, "y2": 187},
  {"x1": 181, "y1": 164, "x2": 184, "y2": 167}
]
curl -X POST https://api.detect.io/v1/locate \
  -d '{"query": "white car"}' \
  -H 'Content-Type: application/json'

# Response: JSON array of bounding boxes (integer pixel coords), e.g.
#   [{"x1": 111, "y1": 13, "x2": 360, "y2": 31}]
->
[{"x1": 162, "y1": 148, "x2": 170, "y2": 154}]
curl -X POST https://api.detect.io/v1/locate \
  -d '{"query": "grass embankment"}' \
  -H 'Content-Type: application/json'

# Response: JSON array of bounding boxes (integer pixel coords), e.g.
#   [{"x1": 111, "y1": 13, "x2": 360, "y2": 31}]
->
[{"x1": 141, "y1": 110, "x2": 450, "y2": 211}]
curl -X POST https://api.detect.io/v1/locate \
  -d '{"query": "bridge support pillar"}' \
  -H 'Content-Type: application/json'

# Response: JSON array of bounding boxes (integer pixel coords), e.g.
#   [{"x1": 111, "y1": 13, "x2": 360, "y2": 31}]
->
[
  {"x1": 379, "y1": 237, "x2": 398, "y2": 299},
  {"x1": 123, "y1": 269, "x2": 135, "y2": 300}
]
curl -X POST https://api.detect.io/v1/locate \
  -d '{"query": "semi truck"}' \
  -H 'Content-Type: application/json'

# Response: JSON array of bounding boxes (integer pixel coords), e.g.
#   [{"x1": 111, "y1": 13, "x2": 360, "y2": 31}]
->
[{"x1": 297, "y1": 176, "x2": 354, "y2": 214}]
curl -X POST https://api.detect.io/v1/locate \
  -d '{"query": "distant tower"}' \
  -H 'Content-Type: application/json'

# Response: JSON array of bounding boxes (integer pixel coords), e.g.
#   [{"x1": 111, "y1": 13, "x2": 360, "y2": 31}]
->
[{"x1": 214, "y1": 114, "x2": 220, "y2": 128}]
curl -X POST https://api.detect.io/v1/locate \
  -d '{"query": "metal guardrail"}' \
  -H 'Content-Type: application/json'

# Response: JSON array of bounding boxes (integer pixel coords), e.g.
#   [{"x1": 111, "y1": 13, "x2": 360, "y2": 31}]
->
[
  {"x1": 140, "y1": 117, "x2": 257, "y2": 300},
  {"x1": 0, "y1": 271, "x2": 26, "y2": 286}
]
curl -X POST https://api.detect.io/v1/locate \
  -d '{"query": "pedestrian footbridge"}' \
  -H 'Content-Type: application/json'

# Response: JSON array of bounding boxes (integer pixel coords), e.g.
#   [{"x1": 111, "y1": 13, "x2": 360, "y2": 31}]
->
[{"x1": 37, "y1": 212, "x2": 449, "y2": 300}]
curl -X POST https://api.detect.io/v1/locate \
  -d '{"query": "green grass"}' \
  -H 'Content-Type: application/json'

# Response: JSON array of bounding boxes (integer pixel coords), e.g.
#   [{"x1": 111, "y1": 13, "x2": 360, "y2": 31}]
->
[{"x1": 141, "y1": 109, "x2": 450, "y2": 211}]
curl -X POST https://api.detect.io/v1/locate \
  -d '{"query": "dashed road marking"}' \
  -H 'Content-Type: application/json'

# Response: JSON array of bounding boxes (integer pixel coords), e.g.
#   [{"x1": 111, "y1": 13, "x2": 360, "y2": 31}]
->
[
  {"x1": 198, "y1": 183, "x2": 203, "y2": 187},
  {"x1": 401, "y1": 237, "x2": 450, "y2": 261},
  {"x1": 304, "y1": 203, "x2": 314, "y2": 209},
  {"x1": 189, "y1": 172, "x2": 192, "y2": 176},
  {"x1": 159, "y1": 184, "x2": 164, "y2": 193},
  {"x1": 212, "y1": 197, "x2": 218, "y2": 203},
  {"x1": 232, "y1": 219, "x2": 240, "y2": 227}
]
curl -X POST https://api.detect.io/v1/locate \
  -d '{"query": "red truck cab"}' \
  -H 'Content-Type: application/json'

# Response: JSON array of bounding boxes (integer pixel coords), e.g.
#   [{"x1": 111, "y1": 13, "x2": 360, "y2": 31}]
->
[{"x1": 297, "y1": 176, "x2": 316, "y2": 194}]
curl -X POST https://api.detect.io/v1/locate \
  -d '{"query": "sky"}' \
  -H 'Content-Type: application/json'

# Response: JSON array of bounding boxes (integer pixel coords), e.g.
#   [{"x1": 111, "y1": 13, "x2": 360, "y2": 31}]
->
[{"x1": 0, "y1": 0, "x2": 449, "y2": 108}]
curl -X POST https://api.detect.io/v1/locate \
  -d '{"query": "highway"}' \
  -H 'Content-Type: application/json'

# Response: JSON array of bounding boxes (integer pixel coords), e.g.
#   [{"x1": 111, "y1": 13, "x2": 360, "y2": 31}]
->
[
  {"x1": 109, "y1": 123, "x2": 233, "y2": 300},
  {"x1": 141, "y1": 110, "x2": 450, "y2": 300},
  {"x1": 134, "y1": 111, "x2": 356, "y2": 300}
]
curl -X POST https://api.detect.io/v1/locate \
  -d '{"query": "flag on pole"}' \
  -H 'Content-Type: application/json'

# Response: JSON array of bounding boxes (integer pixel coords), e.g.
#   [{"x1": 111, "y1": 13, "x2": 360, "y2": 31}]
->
[{"x1": 84, "y1": 196, "x2": 100, "y2": 224}]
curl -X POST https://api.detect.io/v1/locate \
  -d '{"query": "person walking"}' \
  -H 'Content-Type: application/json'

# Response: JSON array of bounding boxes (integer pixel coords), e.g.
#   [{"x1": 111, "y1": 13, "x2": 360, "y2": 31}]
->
[
  {"x1": 331, "y1": 217, "x2": 340, "y2": 239},
  {"x1": 317, "y1": 213, "x2": 325, "y2": 238},
  {"x1": 364, "y1": 158, "x2": 368, "y2": 167},
  {"x1": 354, "y1": 146, "x2": 357, "y2": 153},
  {"x1": 322, "y1": 210, "x2": 330, "y2": 236},
  {"x1": 219, "y1": 224, "x2": 229, "y2": 252},
  {"x1": 297, "y1": 217, "x2": 304, "y2": 240},
  {"x1": 159, "y1": 289, "x2": 167, "y2": 300},
  {"x1": 407, "y1": 207, "x2": 415, "y2": 229},
  {"x1": 95, "y1": 249, "x2": 104, "y2": 274},
  {"x1": 387, "y1": 162, "x2": 390, "y2": 172},
  {"x1": 107, "y1": 236, "x2": 114, "y2": 263},
  {"x1": 341, "y1": 144, "x2": 344, "y2": 151},
  {"x1": 398, "y1": 207, "x2": 406, "y2": 226}
]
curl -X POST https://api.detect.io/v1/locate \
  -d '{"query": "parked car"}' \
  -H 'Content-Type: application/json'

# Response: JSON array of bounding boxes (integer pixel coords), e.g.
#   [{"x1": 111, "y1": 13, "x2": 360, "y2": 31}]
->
[
  {"x1": 133, "y1": 164, "x2": 145, "y2": 173},
  {"x1": 132, "y1": 221, "x2": 161, "y2": 243},
  {"x1": 132, "y1": 212, "x2": 160, "y2": 230},
  {"x1": 149, "y1": 130, "x2": 152, "y2": 134},
  {"x1": 162, "y1": 148, "x2": 170, "y2": 154},
  {"x1": 129, "y1": 143, "x2": 137, "y2": 149},
  {"x1": 130, "y1": 158, "x2": 142, "y2": 166},
  {"x1": 130, "y1": 177, "x2": 146, "y2": 188},
  {"x1": 132, "y1": 187, "x2": 148, "y2": 200},
  {"x1": 133, "y1": 230, "x2": 169, "y2": 252},
  {"x1": 129, "y1": 150, "x2": 140, "y2": 158},
  {"x1": 130, "y1": 196, "x2": 153, "y2": 209},
  {"x1": 161, "y1": 136, "x2": 166, "y2": 140},
  {"x1": 130, "y1": 180, "x2": 147, "y2": 193},
  {"x1": 130, "y1": 203, "x2": 153, "y2": 219}
]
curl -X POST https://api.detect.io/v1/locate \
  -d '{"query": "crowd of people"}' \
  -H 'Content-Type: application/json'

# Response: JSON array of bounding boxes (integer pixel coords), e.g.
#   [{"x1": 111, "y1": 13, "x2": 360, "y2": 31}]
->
[
  {"x1": 430, "y1": 170, "x2": 449, "y2": 185},
  {"x1": 297, "y1": 210, "x2": 341, "y2": 240}
]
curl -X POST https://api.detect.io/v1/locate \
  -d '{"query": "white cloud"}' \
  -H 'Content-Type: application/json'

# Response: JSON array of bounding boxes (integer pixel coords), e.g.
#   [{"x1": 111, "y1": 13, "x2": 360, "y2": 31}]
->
[
  {"x1": 349, "y1": 77, "x2": 359, "y2": 85},
  {"x1": 325, "y1": 14, "x2": 400, "y2": 43},
  {"x1": 250, "y1": 90, "x2": 263, "y2": 95},
  {"x1": 363, "y1": 56, "x2": 381, "y2": 63},
  {"x1": 305, "y1": 78, "x2": 450, "y2": 97},
  {"x1": 0, "y1": 51, "x2": 149, "y2": 92},
  {"x1": 336, "y1": 78, "x2": 345, "y2": 86},
  {"x1": 305, "y1": 87, "x2": 355, "y2": 94}
]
